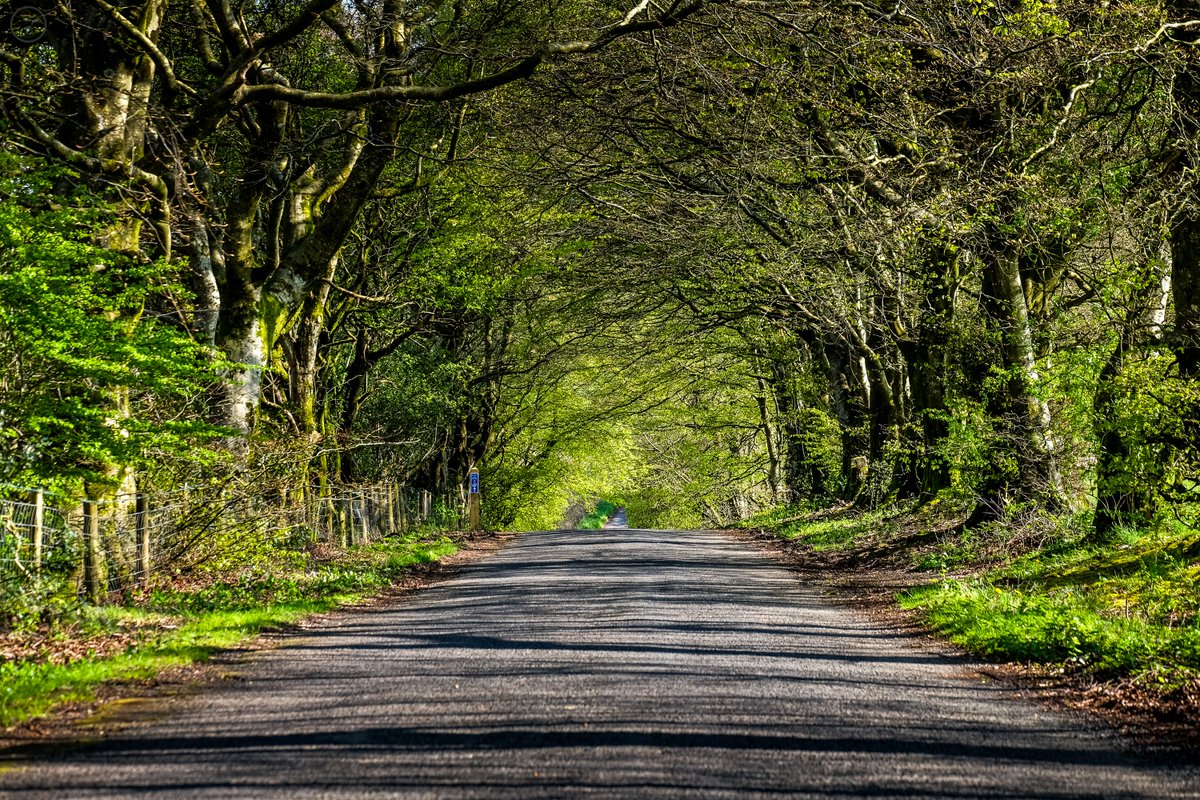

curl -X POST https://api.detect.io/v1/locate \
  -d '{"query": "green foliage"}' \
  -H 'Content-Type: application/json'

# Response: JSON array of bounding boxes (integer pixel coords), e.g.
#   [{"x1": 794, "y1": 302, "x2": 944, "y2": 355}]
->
[
  {"x1": 0, "y1": 155, "x2": 221, "y2": 492},
  {"x1": 578, "y1": 499, "x2": 617, "y2": 529},
  {"x1": 800, "y1": 407, "x2": 843, "y2": 489},
  {"x1": 993, "y1": 0, "x2": 1072, "y2": 38},
  {"x1": 930, "y1": 398, "x2": 995, "y2": 500},
  {"x1": 0, "y1": 522, "x2": 82, "y2": 632},
  {"x1": 1094, "y1": 353, "x2": 1197, "y2": 519}
]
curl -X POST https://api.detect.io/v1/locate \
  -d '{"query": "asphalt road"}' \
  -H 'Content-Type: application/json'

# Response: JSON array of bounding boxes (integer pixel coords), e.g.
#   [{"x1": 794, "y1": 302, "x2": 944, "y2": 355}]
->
[
  {"x1": 603, "y1": 507, "x2": 629, "y2": 528},
  {"x1": 2, "y1": 528, "x2": 1198, "y2": 799}
]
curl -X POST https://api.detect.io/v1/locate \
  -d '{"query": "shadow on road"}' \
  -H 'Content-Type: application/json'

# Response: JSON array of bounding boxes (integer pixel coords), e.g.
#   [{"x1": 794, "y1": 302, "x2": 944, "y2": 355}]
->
[{"x1": 1, "y1": 529, "x2": 1193, "y2": 799}]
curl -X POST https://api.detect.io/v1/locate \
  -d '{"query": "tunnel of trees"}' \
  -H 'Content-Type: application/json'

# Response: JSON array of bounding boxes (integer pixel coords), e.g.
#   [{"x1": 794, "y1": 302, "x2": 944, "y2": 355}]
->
[{"x1": 3, "y1": 0, "x2": 1200, "y2": 537}]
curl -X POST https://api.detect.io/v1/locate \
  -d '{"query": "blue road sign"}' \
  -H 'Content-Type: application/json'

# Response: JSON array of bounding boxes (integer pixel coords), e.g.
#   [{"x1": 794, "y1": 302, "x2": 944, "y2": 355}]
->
[{"x1": 469, "y1": 471, "x2": 480, "y2": 494}]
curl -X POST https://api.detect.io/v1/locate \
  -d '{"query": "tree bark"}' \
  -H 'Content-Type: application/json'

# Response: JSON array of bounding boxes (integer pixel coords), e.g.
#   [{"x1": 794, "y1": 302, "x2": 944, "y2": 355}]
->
[
  {"x1": 768, "y1": 354, "x2": 828, "y2": 500},
  {"x1": 970, "y1": 232, "x2": 1065, "y2": 524},
  {"x1": 289, "y1": 276, "x2": 334, "y2": 437},
  {"x1": 821, "y1": 336, "x2": 869, "y2": 501},
  {"x1": 898, "y1": 243, "x2": 957, "y2": 501},
  {"x1": 753, "y1": 352, "x2": 783, "y2": 502}
]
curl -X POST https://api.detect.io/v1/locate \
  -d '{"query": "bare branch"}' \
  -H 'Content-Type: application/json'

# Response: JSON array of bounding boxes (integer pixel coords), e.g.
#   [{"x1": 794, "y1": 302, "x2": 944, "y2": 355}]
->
[
  {"x1": 85, "y1": 0, "x2": 197, "y2": 96},
  {"x1": 233, "y1": 0, "x2": 711, "y2": 110},
  {"x1": 1021, "y1": 78, "x2": 1096, "y2": 173}
]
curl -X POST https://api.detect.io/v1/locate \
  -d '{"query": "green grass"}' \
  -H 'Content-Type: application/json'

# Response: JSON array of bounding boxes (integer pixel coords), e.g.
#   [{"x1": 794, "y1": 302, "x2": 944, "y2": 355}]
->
[
  {"x1": 752, "y1": 503, "x2": 1200, "y2": 679},
  {"x1": 0, "y1": 604, "x2": 325, "y2": 728},
  {"x1": 0, "y1": 532, "x2": 459, "y2": 729},
  {"x1": 579, "y1": 500, "x2": 617, "y2": 529},
  {"x1": 901, "y1": 521, "x2": 1200, "y2": 676},
  {"x1": 899, "y1": 580, "x2": 1200, "y2": 675},
  {"x1": 741, "y1": 503, "x2": 890, "y2": 551}
]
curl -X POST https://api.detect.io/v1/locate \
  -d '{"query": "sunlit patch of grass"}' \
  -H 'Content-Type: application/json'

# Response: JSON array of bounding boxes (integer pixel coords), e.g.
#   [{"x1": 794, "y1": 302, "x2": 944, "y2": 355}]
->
[
  {"x1": 579, "y1": 500, "x2": 617, "y2": 529},
  {"x1": 748, "y1": 504, "x2": 891, "y2": 551},
  {"x1": 753, "y1": 500, "x2": 1200, "y2": 681},
  {"x1": 900, "y1": 581, "x2": 1200, "y2": 677},
  {"x1": 900, "y1": 518, "x2": 1200, "y2": 678},
  {"x1": 0, "y1": 533, "x2": 458, "y2": 730}
]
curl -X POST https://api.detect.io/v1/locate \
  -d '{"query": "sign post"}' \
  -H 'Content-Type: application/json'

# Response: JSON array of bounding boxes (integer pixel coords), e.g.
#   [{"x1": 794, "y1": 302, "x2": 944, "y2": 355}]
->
[{"x1": 467, "y1": 468, "x2": 481, "y2": 531}]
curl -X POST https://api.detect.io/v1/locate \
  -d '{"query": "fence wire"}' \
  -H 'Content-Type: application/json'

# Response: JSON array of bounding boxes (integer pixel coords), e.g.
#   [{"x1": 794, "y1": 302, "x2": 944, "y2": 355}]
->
[{"x1": 0, "y1": 482, "x2": 465, "y2": 604}]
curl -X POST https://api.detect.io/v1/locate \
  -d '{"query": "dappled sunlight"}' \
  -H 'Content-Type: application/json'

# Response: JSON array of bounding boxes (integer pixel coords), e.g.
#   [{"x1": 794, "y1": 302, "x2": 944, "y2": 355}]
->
[{"x1": 3, "y1": 530, "x2": 1191, "y2": 798}]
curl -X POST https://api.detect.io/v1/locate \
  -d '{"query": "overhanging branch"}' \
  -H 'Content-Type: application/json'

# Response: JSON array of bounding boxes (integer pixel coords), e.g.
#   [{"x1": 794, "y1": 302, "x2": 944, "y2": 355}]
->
[{"x1": 232, "y1": 0, "x2": 711, "y2": 111}]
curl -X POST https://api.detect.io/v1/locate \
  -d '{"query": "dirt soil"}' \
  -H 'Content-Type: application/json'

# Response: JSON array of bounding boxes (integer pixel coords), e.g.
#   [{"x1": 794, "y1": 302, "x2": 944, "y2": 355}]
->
[{"x1": 728, "y1": 526, "x2": 1200, "y2": 763}]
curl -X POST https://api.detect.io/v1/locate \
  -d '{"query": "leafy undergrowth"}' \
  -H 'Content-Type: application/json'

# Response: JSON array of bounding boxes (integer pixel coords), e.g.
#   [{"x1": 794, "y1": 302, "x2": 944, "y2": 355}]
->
[
  {"x1": 754, "y1": 502, "x2": 895, "y2": 552},
  {"x1": 578, "y1": 500, "x2": 617, "y2": 530},
  {"x1": 0, "y1": 532, "x2": 458, "y2": 730},
  {"x1": 743, "y1": 502, "x2": 1200, "y2": 705}
]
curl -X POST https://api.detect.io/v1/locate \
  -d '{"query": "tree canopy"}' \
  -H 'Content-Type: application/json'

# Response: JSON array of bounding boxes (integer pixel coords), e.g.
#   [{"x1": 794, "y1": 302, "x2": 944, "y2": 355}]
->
[{"x1": 3, "y1": 0, "x2": 1200, "y2": 537}]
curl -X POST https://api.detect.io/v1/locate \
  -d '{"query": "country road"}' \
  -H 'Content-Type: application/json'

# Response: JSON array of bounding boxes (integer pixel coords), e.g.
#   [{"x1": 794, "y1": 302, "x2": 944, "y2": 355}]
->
[{"x1": 2, "y1": 529, "x2": 1197, "y2": 799}]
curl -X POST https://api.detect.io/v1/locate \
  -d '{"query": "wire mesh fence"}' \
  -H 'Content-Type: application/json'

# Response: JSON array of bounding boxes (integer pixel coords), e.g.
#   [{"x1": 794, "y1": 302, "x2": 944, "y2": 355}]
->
[
  {"x1": 0, "y1": 481, "x2": 466, "y2": 606},
  {"x1": 0, "y1": 489, "x2": 76, "y2": 591}
]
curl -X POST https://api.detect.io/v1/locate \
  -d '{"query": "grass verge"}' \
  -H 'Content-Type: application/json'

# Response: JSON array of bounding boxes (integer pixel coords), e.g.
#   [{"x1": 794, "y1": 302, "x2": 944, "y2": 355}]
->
[
  {"x1": 579, "y1": 500, "x2": 617, "y2": 529},
  {"x1": 743, "y1": 503, "x2": 1200, "y2": 684},
  {"x1": 0, "y1": 532, "x2": 458, "y2": 730}
]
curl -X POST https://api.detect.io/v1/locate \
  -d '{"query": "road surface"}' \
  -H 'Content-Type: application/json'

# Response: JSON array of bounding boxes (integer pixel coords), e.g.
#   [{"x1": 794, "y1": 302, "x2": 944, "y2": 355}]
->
[
  {"x1": 602, "y1": 507, "x2": 629, "y2": 528},
  {"x1": 2, "y1": 528, "x2": 1197, "y2": 798}
]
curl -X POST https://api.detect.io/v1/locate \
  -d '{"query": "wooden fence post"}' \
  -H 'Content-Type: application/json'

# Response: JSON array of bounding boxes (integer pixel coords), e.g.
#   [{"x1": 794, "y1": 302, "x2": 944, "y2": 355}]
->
[
  {"x1": 136, "y1": 493, "x2": 150, "y2": 589},
  {"x1": 339, "y1": 498, "x2": 349, "y2": 548},
  {"x1": 314, "y1": 496, "x2": 321, "y2": 541},
  {"x1": 32, "y1": 489, "x2": 43, "y2": 575},
  {"x1": 393, "y1": 483, "x2": 401, "y2": 532},
  {"x1": 324, "y1": 496, "x2": 334, "y2": 543},
  {"x1": 82, "y1": 499, "x2": 103, "y2": 603},
  {"x1": 359, "y1": 491, "x2": 369, "y2": 544},
  {"x1": 385, "y1": 485, "x2": 395, "y2": 535}
]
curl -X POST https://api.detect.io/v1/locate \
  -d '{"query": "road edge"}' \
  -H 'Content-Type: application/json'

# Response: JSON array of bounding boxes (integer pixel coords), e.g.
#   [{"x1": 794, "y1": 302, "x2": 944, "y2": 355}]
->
[
  {"x1": 720, "y1": 526, "x2": 1200, "y2": 767},
  {"x1": 0, "y1": 530, "x2": 520, "y2": 760}
]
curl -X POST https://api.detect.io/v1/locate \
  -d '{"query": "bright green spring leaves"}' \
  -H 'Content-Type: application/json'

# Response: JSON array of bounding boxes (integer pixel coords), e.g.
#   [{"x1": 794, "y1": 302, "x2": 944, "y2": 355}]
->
[{"x1": 0, "y1": 157, "x2": 220, "y2": 491}]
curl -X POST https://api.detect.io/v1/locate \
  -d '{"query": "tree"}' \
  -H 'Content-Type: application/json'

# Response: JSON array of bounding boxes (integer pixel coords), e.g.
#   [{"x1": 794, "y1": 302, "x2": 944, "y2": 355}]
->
[
  {"x1": 0, "y1": 155, "x2": 218, "y2": 493},
  {"x1": 2, "y1": 0, "x2": 721, "y2": 440}
]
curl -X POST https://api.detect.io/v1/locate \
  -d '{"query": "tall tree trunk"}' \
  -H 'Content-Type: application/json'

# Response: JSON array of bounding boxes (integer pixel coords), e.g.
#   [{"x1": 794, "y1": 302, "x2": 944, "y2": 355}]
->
[
  {"x1": 1172, "y1": 184, "x2": 1200, "y2": 389},
  {"x1": 43, "y1": 2, "x2": 166, "y2": 537},
  {"x1": 215, "y1": 271, "x2": 265, "y2": 436},
  {"x1": 821, "y1": 337, "x2": 869, "y2": 501},
  {"x1": 862, "y1": 338, "x2": 898, "y2": 508},
  {"x1": 290, "y1": 277, "x2": 334, "y2": 436},
  {"x1": 1168, "y1": 0, "x2": 1200, "y2": 385},
  {"x1": 898, "y1": 243, "x2": 957, "y2": 501},
  {"x1": 753, "y1": 353, "x2": 783, "y2": 502},
  {"x1": 338, "y1": 327, "x2": 372, "y2": 483},
  {"x1": 970, "y1": 234, "x2": 1064, "y2": 524},
  {"x1": 768, "y1": 355, "x2": 828, "y2": 501}
]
